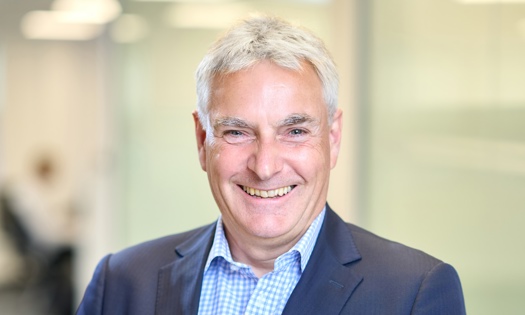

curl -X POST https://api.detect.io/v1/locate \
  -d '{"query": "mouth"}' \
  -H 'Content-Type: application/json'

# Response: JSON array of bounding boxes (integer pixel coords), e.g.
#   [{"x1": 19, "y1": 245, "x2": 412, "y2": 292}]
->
[{"x1": 240, "y1": 185, "x2": 296, "y2": 198}]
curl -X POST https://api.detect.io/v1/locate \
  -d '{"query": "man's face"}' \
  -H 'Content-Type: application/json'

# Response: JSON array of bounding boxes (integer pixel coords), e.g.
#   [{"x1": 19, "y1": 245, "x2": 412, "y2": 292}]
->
[{"x1": 194, "y1": 60, "x2": 342, "y2": 247}]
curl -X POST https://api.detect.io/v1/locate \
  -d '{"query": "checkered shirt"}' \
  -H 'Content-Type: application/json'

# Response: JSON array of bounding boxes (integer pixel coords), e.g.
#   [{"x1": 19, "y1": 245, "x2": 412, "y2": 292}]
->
[{"x1": 197, "y1": 208, "x2": 326, "y2": 315}]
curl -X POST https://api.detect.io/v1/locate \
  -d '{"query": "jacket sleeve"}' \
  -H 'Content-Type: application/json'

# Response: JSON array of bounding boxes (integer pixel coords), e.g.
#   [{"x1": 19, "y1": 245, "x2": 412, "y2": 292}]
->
[
  {"x1": 76, "y1": 255, "x2": 112, "y2": 315},
  {"x1": 411, "y1": 262, "x2": 466, "y2": 315}
]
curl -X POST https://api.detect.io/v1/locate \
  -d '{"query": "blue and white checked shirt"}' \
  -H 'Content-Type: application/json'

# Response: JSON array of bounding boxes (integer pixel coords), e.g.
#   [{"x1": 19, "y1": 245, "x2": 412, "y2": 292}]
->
[{"x1": 197, "y1": 209, "x2": 326, "y2": 315}]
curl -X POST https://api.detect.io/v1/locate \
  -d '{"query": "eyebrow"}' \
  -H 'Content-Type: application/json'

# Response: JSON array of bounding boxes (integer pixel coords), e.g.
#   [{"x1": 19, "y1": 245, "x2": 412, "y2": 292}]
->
[
  {"x1": 213, "y1": 113, "x2": 319, "y2": 130},
  {"x1": 278, "y1": 113, "x2": 318, "y2": 127},
  {"x1": 214, "y1": 116, "x2": 253, "y2": 129}
]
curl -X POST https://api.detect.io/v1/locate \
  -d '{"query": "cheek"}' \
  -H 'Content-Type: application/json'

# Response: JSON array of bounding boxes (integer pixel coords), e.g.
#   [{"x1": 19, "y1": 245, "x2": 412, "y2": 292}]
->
[
  {"x1": 207, "y1": 144, "x2": 249, "y2": 177},
  {"x1": 282, "y1": 149, "x2": 326, "y2": 187},
  {"x1": 292, "y1": 140, "x2": 331, "y2": 168}
]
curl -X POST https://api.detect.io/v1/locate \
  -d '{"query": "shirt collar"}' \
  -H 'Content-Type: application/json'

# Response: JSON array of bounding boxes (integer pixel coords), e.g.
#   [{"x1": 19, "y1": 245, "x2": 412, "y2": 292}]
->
[{"x1": 204, "y1": 207, "x2": 326, "y2": 273}]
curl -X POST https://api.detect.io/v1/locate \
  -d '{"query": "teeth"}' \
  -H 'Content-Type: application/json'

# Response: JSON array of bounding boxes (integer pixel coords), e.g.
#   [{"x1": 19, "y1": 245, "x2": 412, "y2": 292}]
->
[{"x1": 242, "y1": 185, "x2": 293, "y2": 198}]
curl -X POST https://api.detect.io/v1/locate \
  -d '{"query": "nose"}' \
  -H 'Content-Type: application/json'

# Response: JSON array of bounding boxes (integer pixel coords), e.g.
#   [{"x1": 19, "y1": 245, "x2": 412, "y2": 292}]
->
[{"x1": 247, "y1": 139, "x2": 283, "y2": 181}]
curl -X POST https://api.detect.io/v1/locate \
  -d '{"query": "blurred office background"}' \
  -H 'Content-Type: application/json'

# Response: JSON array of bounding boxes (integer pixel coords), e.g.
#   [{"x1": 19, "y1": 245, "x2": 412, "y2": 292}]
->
[{"x1": 0, "y1": 0, "x2": 523, "y2": 314}]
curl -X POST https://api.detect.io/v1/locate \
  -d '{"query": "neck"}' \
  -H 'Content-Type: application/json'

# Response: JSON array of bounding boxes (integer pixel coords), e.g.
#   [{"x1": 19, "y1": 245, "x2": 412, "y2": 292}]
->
[{"x1": 224, "y1": 227, "x2": 304, "y2": 278}]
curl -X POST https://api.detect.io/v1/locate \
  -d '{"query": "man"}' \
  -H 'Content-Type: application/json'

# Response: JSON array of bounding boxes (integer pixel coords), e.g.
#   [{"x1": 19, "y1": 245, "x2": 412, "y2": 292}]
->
[{"x1": 77, "y1": 15, "x2": 466, "y2": 314}]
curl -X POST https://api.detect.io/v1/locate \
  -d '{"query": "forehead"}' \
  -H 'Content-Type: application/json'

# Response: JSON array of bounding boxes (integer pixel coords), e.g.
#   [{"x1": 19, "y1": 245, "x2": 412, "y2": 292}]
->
[{"x1": 209, "y1": 61, "x2": 326, "y2": 122}]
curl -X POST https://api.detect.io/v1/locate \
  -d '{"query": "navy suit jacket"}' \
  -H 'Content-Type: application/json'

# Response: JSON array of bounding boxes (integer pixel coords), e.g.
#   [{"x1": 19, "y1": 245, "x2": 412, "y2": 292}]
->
[{"x1": 77, "y1": 205, "x2": 466, "y2": 314}]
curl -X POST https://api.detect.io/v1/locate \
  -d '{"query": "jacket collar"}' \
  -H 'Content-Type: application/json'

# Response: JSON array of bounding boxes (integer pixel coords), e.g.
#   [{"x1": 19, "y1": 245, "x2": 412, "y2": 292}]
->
[
  {"x1": 154, "y1": 204, "x2": 363, "y2": 315},
  {"x1": 155, "y1": 223, "x2": 216, "y2": 315},
  {"x1": 282, "y1": 204, "x2": 363, "y2": 314}
]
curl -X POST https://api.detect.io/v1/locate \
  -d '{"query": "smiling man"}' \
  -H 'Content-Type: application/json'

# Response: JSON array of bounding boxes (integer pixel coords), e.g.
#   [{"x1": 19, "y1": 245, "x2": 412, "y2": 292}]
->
[
  {"x1": 77, "y1": 15, "x2": 466, "y2": 315},
  {"x1": 194, "y1": 58, "x2": 340, "y2": 281}
]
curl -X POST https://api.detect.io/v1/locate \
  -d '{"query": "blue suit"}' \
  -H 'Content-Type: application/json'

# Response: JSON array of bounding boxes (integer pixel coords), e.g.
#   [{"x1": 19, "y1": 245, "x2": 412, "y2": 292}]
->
[{"x1": 77, "y1": 205, "x2": 466, "y2": 314}]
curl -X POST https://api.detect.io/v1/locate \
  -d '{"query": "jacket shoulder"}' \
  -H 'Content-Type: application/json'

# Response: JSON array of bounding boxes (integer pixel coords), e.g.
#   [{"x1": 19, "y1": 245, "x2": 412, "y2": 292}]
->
[
  {"x1": 347, "y1": 222, "x2": 443, "y2": 274},
  {"x1": 109, "y1": 223, "x2": 215, "y2": 270},
  {"x1": 342, "y1": 223, "x2": 465, "y2": 314},
  {"x1": 77, "y1": 223, "x2": 215, "y2": 314}
]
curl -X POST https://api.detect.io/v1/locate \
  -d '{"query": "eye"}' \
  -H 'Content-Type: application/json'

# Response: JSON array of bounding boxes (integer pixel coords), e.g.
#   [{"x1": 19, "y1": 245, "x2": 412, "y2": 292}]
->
[
  {"x1": 220, "y1": 129, "x2": 254, "y2": 144},
  {"x1": 225, "y1": 130, "x2": 244, "y2": 137},
  {"x1": 289, "y1": 129, "x2": 306, "y2": 136},
  {"x1": 280, "y1": 127, "x2": 310, "y2": 144}
]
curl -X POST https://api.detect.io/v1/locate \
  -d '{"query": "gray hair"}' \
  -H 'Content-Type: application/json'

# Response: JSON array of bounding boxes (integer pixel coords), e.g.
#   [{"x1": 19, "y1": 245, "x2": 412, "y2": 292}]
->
[{"x1": 195, "y1": 15, "x2": 339, "y2": 138}]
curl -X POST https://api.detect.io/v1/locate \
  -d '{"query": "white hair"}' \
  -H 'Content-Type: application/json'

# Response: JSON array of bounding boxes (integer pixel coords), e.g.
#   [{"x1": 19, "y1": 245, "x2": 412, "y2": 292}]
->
[{"x1": 195, "y1": 15, "x2": 339, "y2": 142}]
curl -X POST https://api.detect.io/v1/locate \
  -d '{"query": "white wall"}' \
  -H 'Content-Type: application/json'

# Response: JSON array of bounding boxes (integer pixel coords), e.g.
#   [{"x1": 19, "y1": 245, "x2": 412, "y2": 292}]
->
[{"x1": 363, "y1": 1, "x2": 525, "y2": 313}]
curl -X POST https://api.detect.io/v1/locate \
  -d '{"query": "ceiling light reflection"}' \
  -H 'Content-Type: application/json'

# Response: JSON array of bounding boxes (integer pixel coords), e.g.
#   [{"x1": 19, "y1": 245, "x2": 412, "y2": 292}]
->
[
  {"x1": 163, "y1": 3, "x2": 249, "y2": 29},
  {"x1": 135, "y1": 0, "x2": 234, "y2": 2},
  {"x1": 21, "y1": 10, "x2": 104, "y2": 40},
  {"x1": 457, "y1": 0, "x2": 525, "y2": 3},
  {"x1": 51, "y1": 0, "x2": 122, "y2": 24},
  {"x1": 110, "y1": 14, "x2": 149, "y2": 43}
]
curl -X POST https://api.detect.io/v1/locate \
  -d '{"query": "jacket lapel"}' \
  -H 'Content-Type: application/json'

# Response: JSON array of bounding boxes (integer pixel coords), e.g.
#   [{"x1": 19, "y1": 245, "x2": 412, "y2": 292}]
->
[
  {"x1": 282, "y1": 206, "x2": 363, "y2": 314},
  {"x1": 155, "y1": 223, "x2": 216, "y2": 315}
]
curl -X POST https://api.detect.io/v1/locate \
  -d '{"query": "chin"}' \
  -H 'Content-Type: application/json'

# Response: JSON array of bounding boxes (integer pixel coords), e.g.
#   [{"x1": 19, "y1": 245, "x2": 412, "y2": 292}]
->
[{"x1": 244, "y1": 217, "x2": 295, "y2": 239}]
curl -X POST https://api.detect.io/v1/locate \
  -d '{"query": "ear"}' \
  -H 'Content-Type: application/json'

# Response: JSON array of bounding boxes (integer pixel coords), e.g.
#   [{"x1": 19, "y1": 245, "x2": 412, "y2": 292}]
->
[
  {"x1": 193, "y1": 111, "x2": 208, "y2": 172},
  {"x1": 329, "y1": 108, "x2": 343, "y2": 169}
]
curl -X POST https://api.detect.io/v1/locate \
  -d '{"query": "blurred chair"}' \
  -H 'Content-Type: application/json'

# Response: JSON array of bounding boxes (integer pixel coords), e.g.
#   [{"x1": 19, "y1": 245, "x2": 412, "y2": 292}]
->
[{"x1": 0, "y1": 189, "x2": 73, "y2": 315}]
